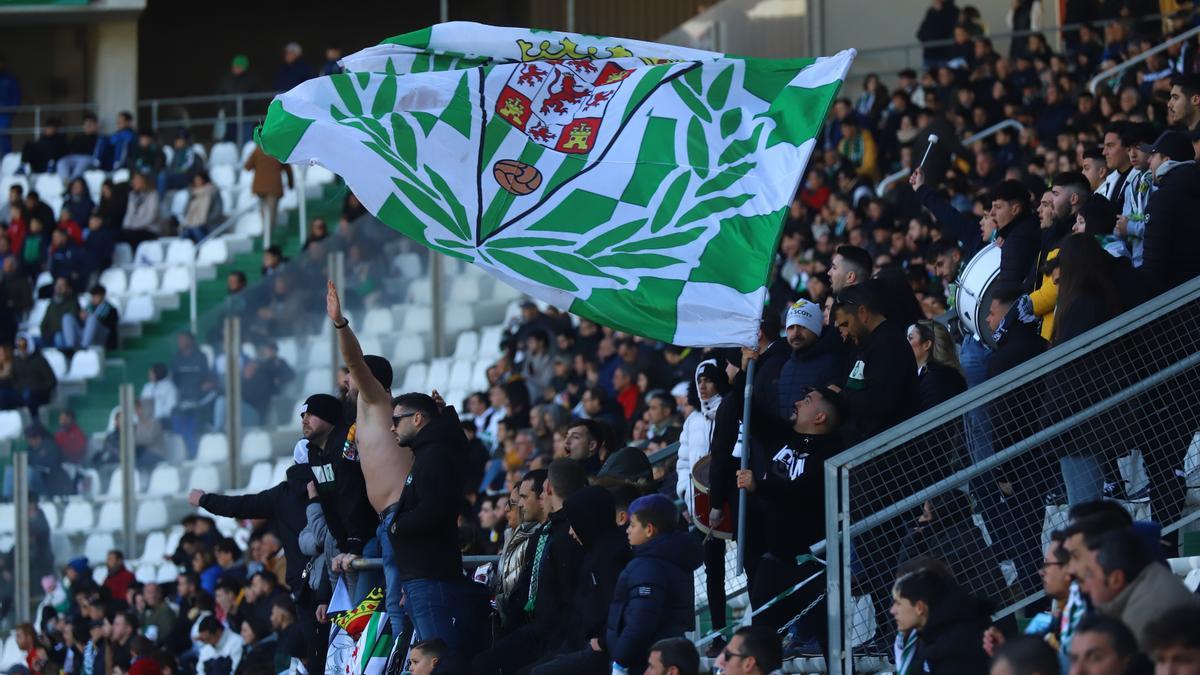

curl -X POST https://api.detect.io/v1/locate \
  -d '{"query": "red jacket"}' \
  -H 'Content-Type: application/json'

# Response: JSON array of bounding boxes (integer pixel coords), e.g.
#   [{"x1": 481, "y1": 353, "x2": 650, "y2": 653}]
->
[
  {"x1": 55, "y1": 423, "x2": 88, "y2": 464},
  {"x1": 103, "y1": 566, "x2": 136, "y2": 602},
  {"x1": 616, "y1": 385, "x2": 640, "y2": 421},
  {"x1": 128, "y1": 656, "x2": 160, "y2": 675}
]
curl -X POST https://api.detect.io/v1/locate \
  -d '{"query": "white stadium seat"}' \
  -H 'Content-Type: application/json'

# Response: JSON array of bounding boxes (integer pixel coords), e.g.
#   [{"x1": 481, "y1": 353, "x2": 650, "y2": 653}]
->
[
  {"x1": 196, "y1": 433, "x2": 227, "y2": 463},
  {"x1": 393, "y1": 253, "x2": 423, "y2": 279},
  {"x1": 241, "y1": 430, "x2": 273, "y2": 465},
  {"x1": 362, "y1": 308, "x2": 394, "y2": 335},
  {"x1": 83, "y1": 169, "x2": 106, "y2": 201},
  {"x1": 40, "y1": 348, "x2": 68, "y2": 381},
  {"x1": 122, "y1": 295, "x2": 157, "y2": 324},
  {"x1": 170, "y1": 189, "x2": 189, "y2": 221},
  {"x1": 452, "y1": 331, "x2": 480, "y2": 359},
  {"x1": 128, "y1": 268, "x2": 161, "y2": 296},
  {"x1": 189, "y1": 465, "x2": 221, "y2": 493},
  {"x1": 59, "y1": 500, "x2": 95, "y2": 534},
  {"x1": 392, "y1": 335, "x2": 427, "y2": 367},
  {"x1": 236, "y1": 211, "x2": 263, "y2": 237},
  {"x1": 426, "y1": 358, "x2": 452, "y2": 391},
  {"x1": 146, "y1": 464, "x2": 182, "y2": 497},
  {"x1": 112, "y1": 242, "x2": 134, "y2": 267},
  {"x1": 156, "y1": 562, "x2": 179, "y2": 583},
  {"x1": 242, "y1": 461, "x2": 273, "y2": 494},
  {"x1": 448, "y1": 360, "x2": 473, "y2": 391},
  {"x1": 63, "y1": 349, "x2": 102, "y2": 382},
  {"x1": 95, "y1": 501, "x2": 123, "y2": 531},
  {"x1": 401, "y1": 306, "x2": 433, "y2": 333},
  {"x1": 99, "y1": 268, "x2": 128, "y2": 296},
  {"x1": 138, "y1": 531, "x2": 166, "y2": 563},
  {"x1": 0, "y1": 411, "x2": 20, "y2": 440},
  {"x1": 478, "y1": 325, "x2": 504, "y2": 358},
  {"x1": 84, "y1": 532, "x2": 116, "y2": 564},
  {"x1": 401, "y1": 362, "x2": 428, "y2": 392},
  {"x1": 136, "y1": 500, "x2": 169, "y2": 533},
  {"x1": 198, "y1": 239, "x2": 229, "y2": 266},
  {"x1": 302, "y1": 368, "x2": 335, "y2": 395},
  {"x1": 135, "y1": 240, "x2": 165, "y2": 266},
  {"x1": 160, "y1": 266, "x2": 192, "y2": 293},
  {"x1": 33, "y1": 173, "x2": 65, "y2": 198},
  {"x1": 111, "y1": 168, "x2": 130, "y2": 184},
  {"x1": 0, "y1": 504, "x2": 12, "y2": 534},
  {"x1": 165, "y1": 239, "x2": 196, "y2": 266},
  {"x1": 210, "y1": 142, "x2": 240, "y2": 168},
  {"x1": 0, "y1": 152, "x2": 22, "y2": 176}
]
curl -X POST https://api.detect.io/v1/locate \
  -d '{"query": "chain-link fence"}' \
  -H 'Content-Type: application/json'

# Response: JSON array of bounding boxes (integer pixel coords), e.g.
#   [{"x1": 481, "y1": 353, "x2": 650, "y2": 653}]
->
[{"x1": 824, "y1": 275, "x2": 1200, "y2": 674}]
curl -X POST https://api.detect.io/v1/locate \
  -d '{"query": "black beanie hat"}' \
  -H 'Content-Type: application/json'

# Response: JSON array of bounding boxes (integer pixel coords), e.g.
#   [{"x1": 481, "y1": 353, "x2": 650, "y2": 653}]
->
[
  {"x1": 303, "y1": 393, "x2": 343, "y2": 426},
  {"x1": 363, "y1": 355, "x2": 393, "y2": 390}
]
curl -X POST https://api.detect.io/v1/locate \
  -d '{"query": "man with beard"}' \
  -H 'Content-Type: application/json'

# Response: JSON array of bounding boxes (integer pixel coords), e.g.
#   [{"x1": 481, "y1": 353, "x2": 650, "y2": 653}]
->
[
  {"x1": 325, "y1": 281, "x2": 414, "y2": 638},
  {"x1": 1026, "y1": 172, "x2": 1089, "y2": 341}
]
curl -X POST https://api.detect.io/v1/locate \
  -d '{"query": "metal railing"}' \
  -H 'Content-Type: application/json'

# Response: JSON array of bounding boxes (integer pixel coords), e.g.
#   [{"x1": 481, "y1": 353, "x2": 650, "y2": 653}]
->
[
  {"x1": 1088, "y1": 22, "x2": 1200, "y2": 93},
  {"x1": 875, "y1": 119, "x2": 1025, "y2": 194},
  {"x1": 823, "y1": 273, "x2": 1200, "y2": 673}
]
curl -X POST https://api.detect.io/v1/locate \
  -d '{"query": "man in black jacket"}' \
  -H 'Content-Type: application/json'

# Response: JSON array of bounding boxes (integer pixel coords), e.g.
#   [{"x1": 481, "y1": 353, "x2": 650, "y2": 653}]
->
[
  {"x1": 1140, "y1": 130, "x2": 1200, "y2": 296},
  {"x1": 188, "y1": 463, "x2": 321, "y2": 671},
  {"x1": 389, "y1": 392, "x2": 486, "y2": 654},
  {"x1": 829, "y1": 279, "x2": 919, "y2": 443}
]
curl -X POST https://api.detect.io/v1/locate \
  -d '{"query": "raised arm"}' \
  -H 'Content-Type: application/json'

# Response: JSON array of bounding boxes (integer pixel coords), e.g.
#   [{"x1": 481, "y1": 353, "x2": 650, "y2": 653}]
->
[{"x1": 326, "y1": 281, "x2": 389, "y2": 406}]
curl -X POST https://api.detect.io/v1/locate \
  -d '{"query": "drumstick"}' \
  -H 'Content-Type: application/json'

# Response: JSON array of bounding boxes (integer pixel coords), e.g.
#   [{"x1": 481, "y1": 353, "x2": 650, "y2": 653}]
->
[{"x1": 918, "y1": 133, "x2": 939, "y2": 170}]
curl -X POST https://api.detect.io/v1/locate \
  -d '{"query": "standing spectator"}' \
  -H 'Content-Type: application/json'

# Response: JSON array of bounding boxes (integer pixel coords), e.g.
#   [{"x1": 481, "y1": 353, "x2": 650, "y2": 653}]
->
[
  {"x1": 121, "y1": 173, "x2": 161, "y2": 245},
  {"x1": 603, "y1": 494, "x2": 701, "y2": 674},
  {"x1": 171, "y1": 332, "x2": 214, "y2": 456},
  {"x1": 612, "y1": 364, "x2": 640, "y2": 423},
  {"x1": 829, "y1": 280, "x2": 919, "y2": 442},
  {"x1": 0, "y1": 55, "x2": 20, "y2": 156},
  {"x1": 157, "y1": 130, "x2": 203, "y2": 196},
  {"x1": 242, "y1": 146, "x2": 293, "y2": 239},
  {"x1": 1006, "y1": 1, "x2": 1043, "y2": 58},
  {"x1": 273, "y1": 43, "x2": 315, "y2": 92},
  {"x1": 180, "y1": 172, "x2": 223, "y2": 242},
  {"x1": 54, "y1": 409, "x2": 87, "y2": 465},
  {"x1": 906, "y1": 320, "x2": 966, "y2": 412},
  {"x1": 1166, "y1": 73, "x2": 1200, "y2": 137},
  {"x1": 215, "y1": 55, "x2": 258, "y2": 144},
  {"x1": 21, "y1": 119, "x2": 66, "y2": 174},
  {"x1": 1097, "y1": 123, "x2": 1134, "y2": 209},
  {"x1": 140, "y1": 363, "x2": 177, "y2": 429},
  {"x1": 1140, "y1": 130, "x2": 1200, "y2": 296},
  {"x1": 320, "y1": 47, "x2": 344, "y2": 76},
  {"x1": 57, "y1": 114, "x2": 100, "y2": 182},
  {"x1": 916, "y1": 0, "x2": 960, "y2": 68}
]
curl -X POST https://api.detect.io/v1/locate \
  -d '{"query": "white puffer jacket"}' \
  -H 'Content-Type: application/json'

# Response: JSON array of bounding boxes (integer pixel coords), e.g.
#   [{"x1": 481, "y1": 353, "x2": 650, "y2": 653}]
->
[{"x1": 675, "y1": 359, "x2": 722, "y2": 512}]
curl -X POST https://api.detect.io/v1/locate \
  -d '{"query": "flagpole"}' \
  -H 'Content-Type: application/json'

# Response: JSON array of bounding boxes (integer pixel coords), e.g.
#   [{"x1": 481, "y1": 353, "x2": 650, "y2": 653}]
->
[{"x1": 736, "y1": 357, "x2": 756, "y2": 575}]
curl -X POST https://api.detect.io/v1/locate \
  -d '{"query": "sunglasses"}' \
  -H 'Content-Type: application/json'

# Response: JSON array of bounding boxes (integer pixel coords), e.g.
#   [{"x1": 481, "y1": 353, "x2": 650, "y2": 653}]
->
[
  {"x1": 722, "y1": 649, "x2": 749, "y2": 661},
  {"x1": 392, "y1": 412, "x2": 417, "y2": 425}
]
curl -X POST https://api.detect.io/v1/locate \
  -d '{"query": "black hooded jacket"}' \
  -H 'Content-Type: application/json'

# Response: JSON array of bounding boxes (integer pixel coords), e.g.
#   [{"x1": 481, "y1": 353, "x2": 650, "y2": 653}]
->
[
  {"x1": 388, "y1": 406, "x2": 468, "y2": 582},
  {"x1": 312, "y1": 403, "x2": 378, "y2": 557},
  {"x1": 912, "y1": 581, "x2": 993, "y2": 674},
  {"x1": 558, "y1": 486, "x2": 631, "y2": 651},
  {"x1": 200, "y1": 464, "x2": 313, "y2": 591},
  {"x1": 986, "y1": 304, "x2": 1047, "y2": 379}
]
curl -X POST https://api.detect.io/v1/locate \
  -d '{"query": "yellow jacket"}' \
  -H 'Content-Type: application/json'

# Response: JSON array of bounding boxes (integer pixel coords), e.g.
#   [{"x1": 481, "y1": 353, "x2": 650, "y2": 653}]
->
[{"x1": 1028, "y1": 247, "x2": 1059, "y2": 340}]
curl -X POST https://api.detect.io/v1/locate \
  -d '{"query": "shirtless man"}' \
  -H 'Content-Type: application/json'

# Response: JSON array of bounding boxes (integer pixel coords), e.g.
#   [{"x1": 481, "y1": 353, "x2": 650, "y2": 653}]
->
[{"x1": 326, "y1": 280, "x2": 412, "y2": 635}]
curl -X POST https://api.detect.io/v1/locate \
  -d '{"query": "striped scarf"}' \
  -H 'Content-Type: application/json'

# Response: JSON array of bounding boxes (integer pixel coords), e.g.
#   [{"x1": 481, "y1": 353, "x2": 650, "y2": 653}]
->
[
  {"x1": 523, "y1": 522, "x2": 551, "y2": 613},
  {"x1": 893, "y1": 630, "x2": 919, "y2": 675}
]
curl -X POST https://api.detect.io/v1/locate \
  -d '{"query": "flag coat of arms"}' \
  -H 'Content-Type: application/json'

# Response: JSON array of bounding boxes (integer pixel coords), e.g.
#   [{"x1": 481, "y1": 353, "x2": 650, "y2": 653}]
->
[{"x1": 258, "y1": 22, "x2": 854, "y2": 347}]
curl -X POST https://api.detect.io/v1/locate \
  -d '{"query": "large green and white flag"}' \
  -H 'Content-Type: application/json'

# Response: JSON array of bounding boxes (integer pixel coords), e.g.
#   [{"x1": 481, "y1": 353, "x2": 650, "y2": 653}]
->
[{"x1": 258, "y1": 22, "x2": 854, "y2": 347}]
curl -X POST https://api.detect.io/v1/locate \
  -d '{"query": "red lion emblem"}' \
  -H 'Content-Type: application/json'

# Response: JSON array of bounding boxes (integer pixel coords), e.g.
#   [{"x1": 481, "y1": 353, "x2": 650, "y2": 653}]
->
[
  {"x1": 539, "y1": 71, "x2": 591, "y2": 115},
  {"x1": 568, "y1": 59, "x2": 598, "y2": 73},
  {"x1": 528, "y1": 124, "x2": 553, "y2": 142},
  {"x1": 584, "y1": 90, "x2": 613, "y2": 109},
  {"x1": 517, "y1": 64, "x2": 546, "y2": 87}
]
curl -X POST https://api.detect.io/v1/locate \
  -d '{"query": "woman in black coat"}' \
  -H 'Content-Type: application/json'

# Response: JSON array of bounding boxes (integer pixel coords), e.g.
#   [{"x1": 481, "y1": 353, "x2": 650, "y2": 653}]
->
[{"x1": 906, "y1": 320, "x2": 967, "y2": 412}]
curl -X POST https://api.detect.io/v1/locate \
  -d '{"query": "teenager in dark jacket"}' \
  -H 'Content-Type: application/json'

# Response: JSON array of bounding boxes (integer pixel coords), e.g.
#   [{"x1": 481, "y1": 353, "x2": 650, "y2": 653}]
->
[
  {"x1": 529, "y1": 486, "x2": 630, "y2": 673},
  {"x1": 896, "y1": 490, "x2": 1006, "y2": 606},
  {"x1": 604, "y1": 495, "x2": 701, "y2": 673},
  {"x1": 985, "y1": 289, "x2": 1047, "y2": 379},
  {"x1": 891, "y1": 569, "x2": 992, "y2": 674}
]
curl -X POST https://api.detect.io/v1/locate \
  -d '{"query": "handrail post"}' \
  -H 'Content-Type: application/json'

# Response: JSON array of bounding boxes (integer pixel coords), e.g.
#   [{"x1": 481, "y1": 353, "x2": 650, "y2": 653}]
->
[
  {"x1": 33, "y1": 106, "x2": 40, "y2": 139},
  {"x1": 224, "y1": 316, "x2": 242, "y2": 488},
  {"x1": 189, "y1": 260, "x2": 197, "y2": 336},
  {"x1": 12, "y1": 447, "x2": 29, "y2": 624},
  {"x1": 151, "y1": 100, "x2": 159, "y2": 134},
  {"x1": 119, "y1": 384, "x2": 137, "y2": 559}
]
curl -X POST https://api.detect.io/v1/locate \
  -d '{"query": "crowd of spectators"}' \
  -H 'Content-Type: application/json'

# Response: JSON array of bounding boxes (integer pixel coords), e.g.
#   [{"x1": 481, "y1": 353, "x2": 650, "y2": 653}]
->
[{"x1": 12, "y1": 5, "x2": 1200, "y2": 675}]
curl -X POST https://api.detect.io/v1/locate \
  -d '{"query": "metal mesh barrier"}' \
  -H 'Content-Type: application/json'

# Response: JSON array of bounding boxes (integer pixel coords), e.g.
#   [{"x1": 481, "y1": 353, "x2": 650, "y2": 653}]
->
[{"x1": 824, "y1": 277, "x2": 1200, "y2": 674}]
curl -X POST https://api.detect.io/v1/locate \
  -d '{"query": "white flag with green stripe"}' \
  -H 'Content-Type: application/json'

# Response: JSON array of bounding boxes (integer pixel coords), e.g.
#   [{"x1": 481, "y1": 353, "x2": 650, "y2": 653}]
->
[{"x1": 258, "y1": 22, "x2": 854, "y2": 347}]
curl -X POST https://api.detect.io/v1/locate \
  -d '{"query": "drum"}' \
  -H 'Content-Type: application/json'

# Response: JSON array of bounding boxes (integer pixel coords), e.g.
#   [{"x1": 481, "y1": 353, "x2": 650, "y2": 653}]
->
[
  {"x1": 955, "y1": 242, "x2": 1003, "y2": 349},
  {"x1": 691, "y1": 454, "x2": 733, "y2": 540}
]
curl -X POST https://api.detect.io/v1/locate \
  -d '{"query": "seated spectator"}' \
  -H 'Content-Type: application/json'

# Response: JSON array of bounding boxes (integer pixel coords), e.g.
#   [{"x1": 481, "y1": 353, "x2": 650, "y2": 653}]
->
[
  {"x1": 1, "y1": 256, "x2": 33, "y2": 318},
  {"x1": 54, "y1": 409, "x2": 87, "y2": 465},
  {"x1": 122, "y1": 173, "x2": 161, "y2": 245},
  {"x1": 127, "y1": 129, "x2": 165, "y2": 181},
  {"x1": 1066, "y1": 614, "x2": 1150, "y2": 675},
  {"x1": 240, "y1": 340, "x2": 293, "y2": 422},
  {"x1": 196, "y1": 616, "x2": 243, "y2": 675},
  {"x1": 62, "y1": 178, "x2": 94, "y2": 229},
  {"x1": 83, "y1": 214, "x2": 116, "y2": 272},
  {"x1": 1142, "y1": 605, "x2": 1200, "y2": 674},
  {"x1": 95, "y1": 111, "x2": 136, "y2": 171},
  {"x1": 46, "y1": 228, "x2": 88, "y2": 295},
  {"x1": 7, "y1": 335, "x2": 57, "y2": 415},
  {"x1": 140, "y1": 363, "x2": 177, "y2": 428},
  {"x1": 57, "y1": 113, "x2": 100, "y2": 182},
  {"x1": 712, "y1": 626, "x2": 781, "y2": 675},
  {"x1": 890, "y1": 568, "x2": 991, "y2": 673},
  {"x1": 157, "y1": 130, "x2": 204, "y2": 196},
  {"x1": 57, "y1": 283, "x2": 119, "y2": 351},
  {"x1": 1084, "y1": 528, "x2": 1200, "y2": 647},
  {"x1": 234, "y1": 617, "x2": 275, "y2": 675},
  {"x1": 138, "y1": 582, "x2": 176, "y2": 646},
  {"x1": 21, "y1": 119, "x2": 66, "y2": 174},
  {"x1": 408, "y1": 639, "x2": 448, "y2": 675},
  {"x1": 214, "y1": 538, "x2": 248, "y2": 585},
  {"x1": 179, "y1": 171, "x2": 223, "y2": 242},
  {"x1": 94, "y1": 179, "x2": 129, "y2": 230},
  {"x1": 267, "y1": 596, "x2": 305, "y2": 675},
  {"x1": 103, "y1": 550, "x2": 137, "y2": 606},
  {"x1": 991, "y1": 635, "x2": 1063, "y2": 675},
  {"x1": 897, "y1": 491, "x2": 1005, "y2": 604},
  {"x1": 19, "y1": 216, "x2": 49, "y2": 274}
]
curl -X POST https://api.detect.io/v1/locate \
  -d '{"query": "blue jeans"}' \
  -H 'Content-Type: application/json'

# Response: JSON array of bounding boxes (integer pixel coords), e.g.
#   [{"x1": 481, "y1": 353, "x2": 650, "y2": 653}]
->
[
  {"x1": 377, "y1": 510, "x2": 404, "y2": 639},
  {"x1": 57, "y1": 312, "x2": 109, "y2": 350},
  {"x1": 1061, "y1": 455, "x2": 1104, "y2": 505},
  {"x1": 355, "y1": 536, "x2": 385, "y2": 605},
  {"x1": 402, "y1": 577, "x2": 483, "y2": 654}
]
